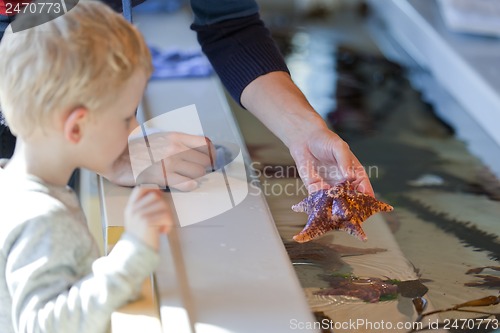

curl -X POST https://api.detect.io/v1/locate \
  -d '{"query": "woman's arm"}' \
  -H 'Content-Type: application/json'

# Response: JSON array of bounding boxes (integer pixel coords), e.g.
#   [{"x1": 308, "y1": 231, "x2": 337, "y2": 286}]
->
[
  {"x1": 241, "y1": 71, "x2": 374, "y2": 195},
  {"x1": 191, "y1": 4, "x2": 373, "y2": 195}
]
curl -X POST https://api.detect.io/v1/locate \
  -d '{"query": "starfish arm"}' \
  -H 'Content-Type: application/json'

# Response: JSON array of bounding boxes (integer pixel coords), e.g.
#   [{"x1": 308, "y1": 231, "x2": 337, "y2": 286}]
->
[
  {"x1": 375, "y1": 201, "x2": 394, "y2": 212},
  {"x1": 351, "y1": 194, "x2": 394, "y2": 222},
  {"x1": 293, "y1": 213, "x2": 341, "y2": 243},
  {"x1": 338, "y1": 219, "x2": 368, "y2": 241},
  {"x1": 291, "y1": 199, "x2": 309, "y2": 213}
]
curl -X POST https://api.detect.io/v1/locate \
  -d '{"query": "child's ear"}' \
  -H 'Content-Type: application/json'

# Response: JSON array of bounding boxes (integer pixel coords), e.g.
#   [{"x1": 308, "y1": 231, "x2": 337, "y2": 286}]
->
[{"x1": 63, "y1": 107, "x2": 89, "y2": 144}]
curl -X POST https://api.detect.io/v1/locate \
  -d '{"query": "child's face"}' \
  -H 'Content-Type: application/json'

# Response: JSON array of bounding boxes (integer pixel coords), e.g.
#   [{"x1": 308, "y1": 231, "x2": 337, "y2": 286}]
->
[{"x1": 83, "y1": 69, "x2": 147, "y2": 174}]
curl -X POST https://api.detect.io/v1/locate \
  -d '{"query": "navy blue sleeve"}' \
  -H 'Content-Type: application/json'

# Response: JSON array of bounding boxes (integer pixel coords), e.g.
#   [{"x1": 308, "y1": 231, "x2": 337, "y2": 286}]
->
[
  {"x1": 190, "y1": 1, "x2": 289, "y2": 106},
  {"x1": 190, "y1": 0, "x2": 259, "y2": 25}
]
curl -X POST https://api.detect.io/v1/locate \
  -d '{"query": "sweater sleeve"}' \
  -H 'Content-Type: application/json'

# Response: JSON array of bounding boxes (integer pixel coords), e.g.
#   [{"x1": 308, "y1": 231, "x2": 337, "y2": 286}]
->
[
  {"x1": 190, "y1": 1, "x2": 289, "y2": 105},
  {"x1": 5, "y1": 209, "x2": 159, "y2": 333}
]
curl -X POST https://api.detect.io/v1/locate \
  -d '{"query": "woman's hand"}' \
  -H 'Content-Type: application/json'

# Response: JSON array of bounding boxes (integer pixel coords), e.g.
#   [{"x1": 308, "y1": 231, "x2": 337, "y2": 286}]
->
[
  {"x1": 289, "y1": 126, "x2": 374, "y2": 195},
  {"x1": 103, "y1": 131, "x2": 215, "y2": 191}
]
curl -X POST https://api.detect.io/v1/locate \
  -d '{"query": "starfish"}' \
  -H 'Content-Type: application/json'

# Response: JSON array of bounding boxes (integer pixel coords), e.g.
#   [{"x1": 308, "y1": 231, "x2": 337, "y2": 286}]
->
[{"x1": 291, "y1": 181, "x2": 393, "y2": 243}]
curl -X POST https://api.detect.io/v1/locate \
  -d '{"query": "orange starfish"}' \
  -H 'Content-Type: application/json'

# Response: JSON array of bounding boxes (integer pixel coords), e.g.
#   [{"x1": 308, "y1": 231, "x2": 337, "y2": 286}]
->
[{"x1": 292, "y1": 181, "x2": 393, "y2": 243}]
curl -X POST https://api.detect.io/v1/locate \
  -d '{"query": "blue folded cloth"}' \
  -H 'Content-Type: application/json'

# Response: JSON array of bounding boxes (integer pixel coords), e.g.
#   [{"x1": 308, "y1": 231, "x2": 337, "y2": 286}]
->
[{"x1": 149, "y1": 46, "x2": 214, "y2": 80}]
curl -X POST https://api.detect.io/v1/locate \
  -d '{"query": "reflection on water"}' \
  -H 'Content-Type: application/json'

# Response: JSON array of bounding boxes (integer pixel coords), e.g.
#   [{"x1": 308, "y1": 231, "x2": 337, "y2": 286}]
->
[
  {"x1": 255, "y1": 6, "x2": 500, "y2": 332},
  {"x1": 329, "y1": 45, "x2": 500, "y2": 261}
]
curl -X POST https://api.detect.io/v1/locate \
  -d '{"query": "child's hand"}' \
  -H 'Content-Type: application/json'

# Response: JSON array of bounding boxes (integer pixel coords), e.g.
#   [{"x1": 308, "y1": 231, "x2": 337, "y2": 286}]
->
[{"x1": 124, "y1": 187, "x2": 173, "y2": 251}]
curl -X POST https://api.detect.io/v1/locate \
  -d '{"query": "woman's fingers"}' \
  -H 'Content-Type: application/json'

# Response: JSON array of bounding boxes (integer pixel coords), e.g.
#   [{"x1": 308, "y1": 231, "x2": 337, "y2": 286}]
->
[
  {"x1": 166, "y1": 160, "x2": 206, "y2": 179},
  {"x1": 165, "y1": 173, "x2": 199, "y2": 191},
  {"x1": 167, "y1": 148, "x2": 212, "y2": 169}
]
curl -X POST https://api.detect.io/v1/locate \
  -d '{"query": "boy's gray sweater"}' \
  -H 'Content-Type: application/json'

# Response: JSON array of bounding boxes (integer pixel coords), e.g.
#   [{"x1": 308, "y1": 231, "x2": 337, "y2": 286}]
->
[{"x1": 0, "y1": 163, "x2": 159, "y2": 333}]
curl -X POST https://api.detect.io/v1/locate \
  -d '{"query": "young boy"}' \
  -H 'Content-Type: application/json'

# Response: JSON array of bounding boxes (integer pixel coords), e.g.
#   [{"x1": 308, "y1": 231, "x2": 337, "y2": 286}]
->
[{"x1": 0, "y1": 1, "x2": 173, "y2": 332}]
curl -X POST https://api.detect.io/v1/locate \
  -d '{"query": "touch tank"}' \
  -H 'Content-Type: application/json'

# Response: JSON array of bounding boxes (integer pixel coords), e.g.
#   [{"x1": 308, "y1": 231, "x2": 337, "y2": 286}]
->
[{"x1": 233, "y1": 1, "x2": 500, "y2": 332}]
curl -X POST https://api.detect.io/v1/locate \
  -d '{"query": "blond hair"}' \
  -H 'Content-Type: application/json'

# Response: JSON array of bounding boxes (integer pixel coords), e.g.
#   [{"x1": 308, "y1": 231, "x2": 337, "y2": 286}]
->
[{"x1": 0, "y1": 0, "x2": 152, "y2": 137}]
